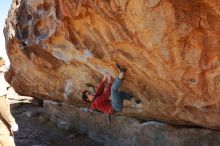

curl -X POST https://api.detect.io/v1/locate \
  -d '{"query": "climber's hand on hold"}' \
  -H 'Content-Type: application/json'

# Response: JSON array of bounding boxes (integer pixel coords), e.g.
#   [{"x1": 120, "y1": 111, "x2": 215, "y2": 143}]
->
[
  {"x1": 107, "y1": 74, "x2": 111, "y2": 83},
  {"x1": 102, "y1": 73, "x2": 108, "y2": 82}
]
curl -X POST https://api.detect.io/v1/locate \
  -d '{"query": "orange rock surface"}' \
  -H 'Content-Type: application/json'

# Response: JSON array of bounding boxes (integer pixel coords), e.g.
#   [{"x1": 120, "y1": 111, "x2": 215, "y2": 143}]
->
[{"x1": 4, "y1": 0, "x2": 220, "y2": 129}]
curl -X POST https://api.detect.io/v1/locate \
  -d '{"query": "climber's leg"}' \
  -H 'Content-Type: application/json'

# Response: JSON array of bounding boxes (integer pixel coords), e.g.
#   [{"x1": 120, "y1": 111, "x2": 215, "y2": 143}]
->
[{"x1": 111, "y1": 77, "x2": 123, "y2": 112}]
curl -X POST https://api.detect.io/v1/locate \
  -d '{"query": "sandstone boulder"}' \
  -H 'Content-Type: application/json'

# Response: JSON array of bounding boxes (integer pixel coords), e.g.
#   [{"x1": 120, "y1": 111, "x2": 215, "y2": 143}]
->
[{"x1": 4, "y1": 0, "x2": 220, "y2": 129}]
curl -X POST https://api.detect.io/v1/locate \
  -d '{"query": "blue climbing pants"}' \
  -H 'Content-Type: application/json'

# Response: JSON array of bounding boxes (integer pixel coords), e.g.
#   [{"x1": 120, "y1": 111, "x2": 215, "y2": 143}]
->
[{"x1": 111, "y1": 77, "x2": 132, "y2": 112}]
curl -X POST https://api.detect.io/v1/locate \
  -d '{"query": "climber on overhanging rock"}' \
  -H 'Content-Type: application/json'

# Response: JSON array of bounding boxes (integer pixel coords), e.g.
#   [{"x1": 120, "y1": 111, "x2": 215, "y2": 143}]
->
[{"x1": 82, "y1": 64, "x2": 141, "y2": 115}]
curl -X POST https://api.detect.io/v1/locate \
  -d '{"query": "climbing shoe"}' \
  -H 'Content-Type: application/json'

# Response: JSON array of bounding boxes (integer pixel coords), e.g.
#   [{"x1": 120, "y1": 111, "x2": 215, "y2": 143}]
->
[{"x1": 116, "y1": 64, "x2": 127, "y2": 73}]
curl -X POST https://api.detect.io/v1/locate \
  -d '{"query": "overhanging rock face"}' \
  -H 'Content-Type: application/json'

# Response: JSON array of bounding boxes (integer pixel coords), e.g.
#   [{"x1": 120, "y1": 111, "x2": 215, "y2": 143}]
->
[{"x1": 4, "y1": 0, "x2": 220, "y2": 129}]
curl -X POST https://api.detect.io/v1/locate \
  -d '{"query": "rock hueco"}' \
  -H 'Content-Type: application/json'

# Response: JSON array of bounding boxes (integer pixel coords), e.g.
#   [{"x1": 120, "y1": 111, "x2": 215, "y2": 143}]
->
[{"x1": 4, "y1": 0, "x2": 220, "y2": 130}]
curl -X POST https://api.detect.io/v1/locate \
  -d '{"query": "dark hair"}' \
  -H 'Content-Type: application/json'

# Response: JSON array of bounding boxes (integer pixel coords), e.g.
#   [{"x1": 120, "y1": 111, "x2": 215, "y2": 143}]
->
[{"x1": 82, "y1": 90, "x2": 90, "y2": 102}]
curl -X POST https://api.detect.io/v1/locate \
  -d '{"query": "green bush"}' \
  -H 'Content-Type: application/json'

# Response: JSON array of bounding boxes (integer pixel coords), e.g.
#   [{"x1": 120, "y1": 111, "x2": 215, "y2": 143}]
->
[{"x1": 0, "y1": 57, "x2": 2, "y2": 60}]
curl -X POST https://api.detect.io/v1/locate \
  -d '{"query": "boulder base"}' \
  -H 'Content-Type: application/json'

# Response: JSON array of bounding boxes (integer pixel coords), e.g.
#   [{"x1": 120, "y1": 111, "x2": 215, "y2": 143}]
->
[{"x1": 44, "y1": 100, "x2": 220, "y2": 146}]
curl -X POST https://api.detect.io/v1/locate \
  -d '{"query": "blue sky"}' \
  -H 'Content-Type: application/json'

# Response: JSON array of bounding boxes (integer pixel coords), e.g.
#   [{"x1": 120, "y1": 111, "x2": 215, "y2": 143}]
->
[{"x1": 0, "y1": 0, "x2": 12, "y2": 65}]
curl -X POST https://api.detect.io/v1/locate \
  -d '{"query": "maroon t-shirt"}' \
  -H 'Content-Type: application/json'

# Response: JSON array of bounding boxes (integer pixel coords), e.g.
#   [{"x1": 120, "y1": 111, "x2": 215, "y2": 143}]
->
[{"x1": 90, "y1": 81, "x2": 113, "y2": 114}]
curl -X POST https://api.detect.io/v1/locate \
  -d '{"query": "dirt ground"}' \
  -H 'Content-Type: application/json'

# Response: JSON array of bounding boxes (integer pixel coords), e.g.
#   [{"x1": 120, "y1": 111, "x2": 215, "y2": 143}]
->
[{"x1": 11, "y1": 97, "x2": 103, "y2": 146}]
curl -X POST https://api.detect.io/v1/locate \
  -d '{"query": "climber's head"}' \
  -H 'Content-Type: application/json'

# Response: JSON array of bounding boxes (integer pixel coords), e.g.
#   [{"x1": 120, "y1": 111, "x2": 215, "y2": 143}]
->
[{"x1": 82, "y1": 90, "x2": 95, "y2": 102}]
